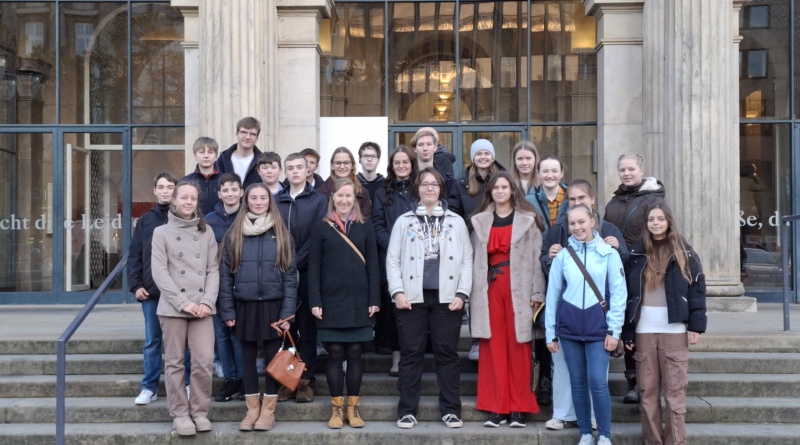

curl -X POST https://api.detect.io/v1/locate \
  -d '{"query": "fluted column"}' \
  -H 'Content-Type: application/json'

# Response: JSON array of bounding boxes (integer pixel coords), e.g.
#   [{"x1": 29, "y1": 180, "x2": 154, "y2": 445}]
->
[{"x1": 173, "y1": 0, "x2": 199, "y2": 174}]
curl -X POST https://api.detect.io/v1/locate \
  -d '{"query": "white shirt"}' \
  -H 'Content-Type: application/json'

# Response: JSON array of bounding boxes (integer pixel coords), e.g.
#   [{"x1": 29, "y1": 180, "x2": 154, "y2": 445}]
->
[{"x1": 231, "y1": 153, "x2": 254, "y2": 183}]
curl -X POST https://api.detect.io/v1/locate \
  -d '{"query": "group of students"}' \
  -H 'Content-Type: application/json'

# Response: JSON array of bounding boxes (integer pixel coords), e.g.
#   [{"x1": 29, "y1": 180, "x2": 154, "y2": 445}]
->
[{"x1": 128, "y1": 116, "x2": 707, "y2": 445}]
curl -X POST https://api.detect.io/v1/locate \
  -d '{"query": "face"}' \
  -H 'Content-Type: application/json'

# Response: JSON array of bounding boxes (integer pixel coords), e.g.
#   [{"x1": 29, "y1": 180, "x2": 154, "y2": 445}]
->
[
  {"x1": 647, "y1": 208, "x2": 669, "y2": 240},
  {"x1": 567, "y1": 186, "x2": 596, "y2": 209},
  {"x1": 258, "y1": 162, "x2": 282, "y2": 185},
  {"x1": 491, "y1": 177, "x2": 512, "y2": 206},
  {"x1": 539, "y1": 159, "x2": 564, "y2": 189},
  {"x1": 172, "y1": 185, "x2": 198, "y2": 220},
  {"x1": 331, "y1": 153, "x2": 353, "y2": 179},
  {"x1": 515, "y1": 149, "x2": 536, "y2": 177},
  {"x1": 418, "y1": 173, "x2": 441, "y2": 206},
  {"x1": 568, "y1": 208, "x2": 595, "y2": 242},
  {"x1": 304, "y1": 155, "x2": 319, "y2": 179},
  {"x1": 217, "y1": 181, "x2": 243, "y2": 207},
  {"x1": 473, "y1": 149, "x2": 494, "y2": 170},
  {"x1": 415, "y1": 135, "x2": 436, "y2": 163},
  {"x1": 154, "y1": 178, "x2": 176, "y2": 205},
  {"x1": 333, "y1": 184, "x2": 356, "y2": 217},
  {"x1": 194, "y1": 146, "x2": 218, "y2": 169},
  {"x1": 618, "y1": 158, "x2": 645, "y2": 187},
  {"x1": 247, "y1": 187, "x2": 270, "y2": 216},
  {"x1": 235, "y1": 127, "x2": 259, "y2": 150},
  {"x1": 359, "y1": 148, "x2": 379, "y2": 173},
  {"x1": 284, "y1": 158, "x2": 308, "y2": 187},
  {"x1": 392, "y1": 152, "x2": 413, "y2": 180}
]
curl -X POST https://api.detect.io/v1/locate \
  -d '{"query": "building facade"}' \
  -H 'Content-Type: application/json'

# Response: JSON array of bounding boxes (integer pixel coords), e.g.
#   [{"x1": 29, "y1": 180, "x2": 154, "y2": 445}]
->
[{"x1": 0, "y1": 0, "x2": 793, "y2": 305}]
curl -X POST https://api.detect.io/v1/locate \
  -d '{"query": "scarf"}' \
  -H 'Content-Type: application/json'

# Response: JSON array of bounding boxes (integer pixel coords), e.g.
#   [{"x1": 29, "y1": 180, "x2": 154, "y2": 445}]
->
[
  {"x1": 243, "y1": 212, "x2": 274, "y2": 236},
  {"x1": 329, "y1": 210, "x2": 356, "y2": 234}
]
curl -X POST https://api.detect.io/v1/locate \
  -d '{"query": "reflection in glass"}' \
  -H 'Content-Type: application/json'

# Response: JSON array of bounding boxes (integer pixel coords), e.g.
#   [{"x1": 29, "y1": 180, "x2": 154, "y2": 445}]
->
[
  {"x1": 529, "y1": 125, "x2": 596, "y2": 187},
  {"x1": 740, "y1": 0, "x2": 789, "y2": 119},
  {"x1": 132, "y1": 127, "x2": 185, "y2": 227},
  {"x1": 460, "y1": 131, "x2": 521, "y2": 174}
]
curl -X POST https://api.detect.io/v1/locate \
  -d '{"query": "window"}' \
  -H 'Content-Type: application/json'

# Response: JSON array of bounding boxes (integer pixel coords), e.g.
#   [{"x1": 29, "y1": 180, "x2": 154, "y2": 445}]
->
[
  {"x1": 75, "y1": 23, "x2": 93, "y2": 56},
  {"x1": 740, "y1": 50, "x2": 768, "y2": 79},
  {"x1": 24, "y1": 21, "x2": 45, "y2": 55},
  {"x1": 741, "y1": 5, "x2": 769, "y2": 29}
]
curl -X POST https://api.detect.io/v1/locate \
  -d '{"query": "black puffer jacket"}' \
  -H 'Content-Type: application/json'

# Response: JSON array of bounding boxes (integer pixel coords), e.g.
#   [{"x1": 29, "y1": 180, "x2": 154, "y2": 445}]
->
[
  {"x1": 621, "y1": 240, "x2": 707, "y2": 343},
  {"x1": 217, "y1": 228, "x2": 298, "y2": 322},
  {"x1": 275, "y1": 184, "x2": 328, "y2": 271},
  {"x1": 434, "y1": 145, "x2": 456, "y2": 195},
  {"x1": 372, "y1": 179, "x2": 416, "y2": 251},
  {"x1": 604, "y1": 177, "x2": 665, "y2": 247},
  {"x1": 448, "y1": 162, "x2": 505, "y2": 231},
  {"x1": 127, "y1": 203, "x2": 170, "y2": 300}
]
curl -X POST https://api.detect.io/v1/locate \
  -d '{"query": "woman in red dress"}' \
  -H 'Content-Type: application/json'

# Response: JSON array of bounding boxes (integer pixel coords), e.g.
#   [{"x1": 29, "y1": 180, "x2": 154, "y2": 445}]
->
[{"x1": 470, "y1": 171, "x2": 546, "y2": 428}]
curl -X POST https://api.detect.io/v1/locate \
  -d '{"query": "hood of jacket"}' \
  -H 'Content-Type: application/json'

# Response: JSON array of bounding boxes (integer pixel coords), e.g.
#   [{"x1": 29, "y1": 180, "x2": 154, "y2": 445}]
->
[
  {"x1": 211, "y1": 201, "x2": 239, "y2": 221},
  {"x1": 614, "y1": 177, "x2": 665, "y2": 197},
  {"x1": 435, "y1": 145, "x2": 456, "y2": 162},
  {"x1": 567, "y1": 232, "x2": 616, "y2": 257},
  {"x1": 357, "y1": 172, "x2": 385, "y2": 184}
]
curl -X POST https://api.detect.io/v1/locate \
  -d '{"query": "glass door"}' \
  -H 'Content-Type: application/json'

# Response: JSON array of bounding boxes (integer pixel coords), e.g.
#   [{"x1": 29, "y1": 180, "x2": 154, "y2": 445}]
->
[
  {"x1": 65, "y1": 143, "x2": 91, "y2": 291},
  {"x1": 457, "y1": 127, "x2": 526, "y2": 176}
]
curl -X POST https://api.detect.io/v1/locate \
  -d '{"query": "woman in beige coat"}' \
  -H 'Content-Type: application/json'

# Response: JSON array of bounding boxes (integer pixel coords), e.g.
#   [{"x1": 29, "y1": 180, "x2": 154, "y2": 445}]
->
[
  {"x1": 151, "y1": 181, "x2": 219, "y2": 436},
  {"x1": 470, "y1": 171, "x2": 546, "y2": 428}
]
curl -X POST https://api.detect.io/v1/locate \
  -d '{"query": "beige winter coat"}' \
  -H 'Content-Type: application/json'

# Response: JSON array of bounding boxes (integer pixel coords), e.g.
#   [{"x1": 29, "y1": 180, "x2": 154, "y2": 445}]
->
[
  {"x1": 470, "y1": 206, "x2": 545, "y2": 343},
  {"x1": 151, "y1": 212, "x2": 219, "y2": 318}
]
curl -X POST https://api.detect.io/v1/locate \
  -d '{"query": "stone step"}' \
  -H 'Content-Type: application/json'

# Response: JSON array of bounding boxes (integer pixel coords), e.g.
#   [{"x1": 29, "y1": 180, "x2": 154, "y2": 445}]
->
[
  {"x1": 1, "y1": 421, "x2": 799, "y2": 445},
  {"x1": 3, "y1": 351, "x2": 800, "y2": 376},
  {"x1": 2, "y1": 372, "x2": 799, "y2": 399},
  {"x1": 2, "y1": 395, "x2": 798, "y2": 425}
]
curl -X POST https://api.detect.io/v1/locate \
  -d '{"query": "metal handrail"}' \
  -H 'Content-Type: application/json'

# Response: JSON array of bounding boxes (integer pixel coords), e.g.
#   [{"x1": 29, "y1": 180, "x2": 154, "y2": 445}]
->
[
  {"x1": 55, "y1": 252, "x2": 128, "y2": 445},
  {"x1": 780, "y1": 215, "x2": 799, "y2": 331}
]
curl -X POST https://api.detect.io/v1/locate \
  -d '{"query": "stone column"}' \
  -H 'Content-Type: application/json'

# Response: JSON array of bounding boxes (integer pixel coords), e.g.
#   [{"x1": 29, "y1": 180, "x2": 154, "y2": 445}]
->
[
  {"x1": 172, "y1": 0, "x2": 200, "y2": 174},
  {"x1": 582, "y1": 0, "x2": 644, "y2": 206}
]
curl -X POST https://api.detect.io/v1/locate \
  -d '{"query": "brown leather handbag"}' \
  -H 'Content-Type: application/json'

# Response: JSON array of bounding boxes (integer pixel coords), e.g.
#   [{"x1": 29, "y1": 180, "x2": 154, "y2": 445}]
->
[{"x1": 266, "y1": 316, "x2": 306, "y2": 391}]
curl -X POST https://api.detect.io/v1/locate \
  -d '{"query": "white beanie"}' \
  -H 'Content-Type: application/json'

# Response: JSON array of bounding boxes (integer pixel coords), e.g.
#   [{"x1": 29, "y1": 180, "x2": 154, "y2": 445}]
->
[{"x1": 470, "y1": 139, "x2": 495, "y2": 162}]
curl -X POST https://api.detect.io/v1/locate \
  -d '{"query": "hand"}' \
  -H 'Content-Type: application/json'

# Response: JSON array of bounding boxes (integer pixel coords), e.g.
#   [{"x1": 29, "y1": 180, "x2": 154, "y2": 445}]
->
[
  {"x1": 604, "y1": 236, "x2": 620, "y2": 249},
  {"x1": 549, "y1": 244, "x2": 563, "y2": 259},
  {"x1": 196, "y1": 304, "x2": 212, "y2": 319},
  {"x1": 135, "y1": 288, "x2": 149, "y2": 301},
  {"x1": 689, "y1": 331, "x2": 701, "y2": 345},
  {"x1": 604, "y1": 335, "x2": 619, "y2": 352},
  {"x1": 395, "y1": 293, "x2": 411, "y2": 310},
  {"x1": 625, "y1": 342, "x2": 635, "y2": 351},
  {"x1": 448, "y1": 298, "x2": 464, "y2": 311},
  {"x1": 547, "y1": 342, "x2": 559, "y2": 353},
  {"x1": 368, "y1": 306, "x2": 380, "y2": 317},
  {"x1": 273, "y1": 321, "x2": 290, "y2": 332},
  {"x1": 225, "y1": 319, "x2": 236, "y2": 327},
  {"x1": 531, "y1": 301, "x2": 542, "y2": 310},
  {"x1": 182, "y1": 303, "x2": 200, "y2": 317},
  {"x1": 311, "y1": 307, "x2": 323, "y2": 320}
]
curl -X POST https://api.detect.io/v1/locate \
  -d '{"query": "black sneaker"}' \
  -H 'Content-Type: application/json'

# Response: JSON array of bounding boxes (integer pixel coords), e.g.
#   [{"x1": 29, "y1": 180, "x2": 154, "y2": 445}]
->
[
  {"x1": 396, "y1": 414, "x2": 417, "y2": 429},
  {"x1": 483, "y1": 412, "x2": 508, "y2": 427},
  {"x1": 214, "y1": 379, "x2": 241, "y2": 402},
  {"x1": 509, "y1": 412, "x2": 526, "y2": 428},
  {"x1": 537, "y1": 375, "x2": 553, "y2": 406}
]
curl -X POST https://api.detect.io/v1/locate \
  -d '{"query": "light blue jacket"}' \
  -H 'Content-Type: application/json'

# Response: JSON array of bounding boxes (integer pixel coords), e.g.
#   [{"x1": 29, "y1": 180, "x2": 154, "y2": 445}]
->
[{"x1": 545, "y1": 232, "x2": 626, "y2": 343}]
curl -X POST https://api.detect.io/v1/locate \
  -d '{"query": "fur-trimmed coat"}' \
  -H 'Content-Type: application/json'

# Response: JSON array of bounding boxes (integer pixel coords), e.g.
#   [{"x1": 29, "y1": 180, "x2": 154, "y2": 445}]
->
[{"x1": 470, "y1": 206, "x2": 546, "y2": 343}]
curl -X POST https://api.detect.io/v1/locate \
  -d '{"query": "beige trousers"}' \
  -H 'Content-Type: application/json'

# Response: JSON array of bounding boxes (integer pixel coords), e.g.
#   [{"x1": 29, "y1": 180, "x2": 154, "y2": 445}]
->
[{"x1": 159, "y1": 315, "x2": 214, "y2": 418}]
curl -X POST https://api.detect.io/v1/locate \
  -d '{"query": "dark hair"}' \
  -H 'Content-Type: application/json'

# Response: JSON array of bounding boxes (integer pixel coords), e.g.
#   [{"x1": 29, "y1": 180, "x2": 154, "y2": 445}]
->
[
  {"x1": 256, "y1": 152, "x2": 282, "y2": 169},
  {"x1": 217, "y1": 173, "x2": 242, "y2": 189},
  {"x1": 475, "y1": 172, "x2": 543, "y2": 231},
  {"x1": 384, "y1": 146, "x2": 418, "y2": 206},
  {"x1": 235, "y1": 116, "x2": 261, "y2": 134},
  {"x1": 300, "y1": 148, "x2": 320, "y2": 162},
  {"x1": 172, "y1": 181, "x2": 207, "y2": 233},
  {"x1": 153, "y1": 170, "x2": 178, "y2": 188},
  {"x1": 413, "y1": 167, "x2": 446, "y2": 201},
  {"x1": 642, "y1": 202, "x2": 693, "y2": 288},
  {"x1": 538, "y1": 154, "x2": 564, "y2": 172},
  {"x1": 358, "y1": 142, "x2": 381, "y2": 159}
]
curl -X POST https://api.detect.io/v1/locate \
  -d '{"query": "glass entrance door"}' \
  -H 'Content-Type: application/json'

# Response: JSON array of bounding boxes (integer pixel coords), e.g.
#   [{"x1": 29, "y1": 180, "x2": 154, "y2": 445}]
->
[{"x1": 457, "y1": 128, "x2": 525, "y2": 176}]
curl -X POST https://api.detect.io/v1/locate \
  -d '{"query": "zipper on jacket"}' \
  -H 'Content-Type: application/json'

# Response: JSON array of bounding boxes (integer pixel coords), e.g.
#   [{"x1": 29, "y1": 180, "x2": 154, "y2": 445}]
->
[{"x1": 582, "y1": 242, "x2": 587, "y2": 341}]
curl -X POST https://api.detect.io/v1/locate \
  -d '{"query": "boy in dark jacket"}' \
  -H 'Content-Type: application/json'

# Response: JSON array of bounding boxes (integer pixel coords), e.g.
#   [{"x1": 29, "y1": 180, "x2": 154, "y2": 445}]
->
[
  {"x1": 275, "y1": 153, "x2": 328, "y2": 403},
  {"x1": 128, "y1": 171, "x2": 178, "y2": 405},
  {"x1": 301, "y1": 148, "x2": 325, "y2": 190},
  {"x1": 216, "y1": 116, "x2": 263, "y2": 188},
  {"x1": 357, "y1": 142, "x2": 385, "y2": 202},
  {"x1": 181, "y1": 137, "x2": 221, "y2": 216}
]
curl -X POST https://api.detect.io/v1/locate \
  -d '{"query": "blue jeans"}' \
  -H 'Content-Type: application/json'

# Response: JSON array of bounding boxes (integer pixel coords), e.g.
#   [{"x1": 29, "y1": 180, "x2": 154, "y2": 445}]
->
[
  {"x1": 213, "y1": 314, "x2": 243, "y2": 380},
  {"x1": 141, "y1": 298, "x2": 190, "y2": 393},
  {"x1": 560, "y1": 338, "x2": 611, "y2": 438}
]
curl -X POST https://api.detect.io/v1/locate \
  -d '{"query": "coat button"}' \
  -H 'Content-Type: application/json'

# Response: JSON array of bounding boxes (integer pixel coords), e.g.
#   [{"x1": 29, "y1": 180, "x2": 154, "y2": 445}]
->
[
  {"x1": 449, "y1": 256, "x2": 453, "y2": 260},
  {"x1": 194, "y1": 236, "x2": 198, "y2": 241},
  {"x1": 198, "y1": 271, "x2": 203, "y2": 275},
  {"x1": 196, "y1": 254, "x2": 200, "y2": 258},
  {"x1": 449, "y1": 276, "x2": 454, "y2": 280},
  {"x1": 199, "y1": 288, "x2": 203, "y2": 293},
  {"x1": 177, "y1": 236, "x2": 181, "y2": 241},
  {"x1": 410, "y1": 256, "x2": 414, "y2": 260},
  {"x1": 181, "y1": 270, "x2": 185, "y2": 274},
  {"x1": 178, "y1": 252, "x2": 183, "y2": 257},
  {"x1": 180, "y1": 288, "x2": 185, "y2": 292},
  {"x1": 410, "y1": 276, "x2": 413, "y2": 280}
]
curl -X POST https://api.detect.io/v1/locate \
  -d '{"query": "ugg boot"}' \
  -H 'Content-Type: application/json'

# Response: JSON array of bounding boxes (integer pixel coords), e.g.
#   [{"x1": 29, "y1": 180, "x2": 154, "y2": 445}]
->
[
  {"x1": 328, "y1": 396, "x2": 345, "y2": 429},
  {"x1": 296, "y1": 379, "x2": 314, "y2": 403},
  {"x1": 389, "y1": 351, "x2": 400, "y2": 376},
  {"x1": 239, "y1": 394, "x2": 261, "y2": 431},
  {"x1": 623, "y1": 370, "x2": 640, "y2": 404},
  {"x1": 346, "y1": 395, "x2": 365, "y2": 428},
  {"x1": 254, "y1": 395, "x2": 277, "y2": 431}
]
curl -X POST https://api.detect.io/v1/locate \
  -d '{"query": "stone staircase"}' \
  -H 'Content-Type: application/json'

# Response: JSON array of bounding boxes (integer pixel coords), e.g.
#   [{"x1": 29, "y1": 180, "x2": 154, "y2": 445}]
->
[{"x1": 1, "y1": 329, "x2": 800, "y2": 444}]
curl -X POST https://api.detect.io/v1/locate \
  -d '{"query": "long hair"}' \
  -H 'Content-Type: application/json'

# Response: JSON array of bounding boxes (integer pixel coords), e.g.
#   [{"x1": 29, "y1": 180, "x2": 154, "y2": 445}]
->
[
  {"x1": 329, "y1": 146, "x2": 363, "y2": 195},
  {"x1": 475, "y1": 171, "x2": 543, "y2": 231},
  {"x1": 642, "y1": 202, "x2": 692, "y2": 290},
  {"x1": 223, "y1": 183, "x2": 293, "y2": 274},
  {"x1": 325, "y1": 178, "x2": 364, "y2": 223},
  {"x1": 384, "y1": 146, "x2": 418, "y2": 206},
  {"x1": 172, "y1": 181, "x2": 206, "y2": 233},
  {"x1": 467, "y1": 156, "x2": 499, "y2": 197},
  {"x1": 511, "y1": 140, "x2": 540, "y2": 193}
]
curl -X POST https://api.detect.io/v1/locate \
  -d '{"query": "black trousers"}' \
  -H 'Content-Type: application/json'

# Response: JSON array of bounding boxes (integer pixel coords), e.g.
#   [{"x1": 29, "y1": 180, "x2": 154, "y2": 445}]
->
[
  {"x1": 241, "y1": 338, "x2": 282, "y2": 395},
  {"x1": 293, "y1": 270, "x2": 317, "y2": 384},
  {"x1": 396, "y1": 290, "x2": 462, "y2": 418}
]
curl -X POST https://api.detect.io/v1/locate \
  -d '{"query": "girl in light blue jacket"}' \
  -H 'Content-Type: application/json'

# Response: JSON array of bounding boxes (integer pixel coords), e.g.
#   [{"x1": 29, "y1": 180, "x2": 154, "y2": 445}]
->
[{"x1": 545, "y1": 205, "x2": 626, "y2": 445}]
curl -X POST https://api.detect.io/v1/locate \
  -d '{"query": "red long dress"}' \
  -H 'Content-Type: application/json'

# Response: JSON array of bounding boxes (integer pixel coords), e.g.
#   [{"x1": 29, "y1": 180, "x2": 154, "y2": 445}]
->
[{"x1": 476, "y1": 224, "x2": 539, "y2": 414}]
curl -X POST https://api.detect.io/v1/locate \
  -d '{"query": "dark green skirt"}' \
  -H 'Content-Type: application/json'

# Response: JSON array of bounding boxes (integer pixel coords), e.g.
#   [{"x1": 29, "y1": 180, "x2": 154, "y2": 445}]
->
[{"x1": 318, "y1": 326, "x2": 373, "y2": 343}]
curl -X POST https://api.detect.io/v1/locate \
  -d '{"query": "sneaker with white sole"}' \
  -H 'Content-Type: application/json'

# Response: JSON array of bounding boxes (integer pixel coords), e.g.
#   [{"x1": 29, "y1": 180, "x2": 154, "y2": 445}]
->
[
  {"x1": 483, "y1": 412, "x2": 508, "y2": 427},
  {"x1": 545, "y1": 418, "x2": 573, "y2": 430},
  {"x1": 468, "y1": 343, "x2": 480, "y2": 361},
  {"x1": 509, "y1": 412, "x2": 526, "y2": 428},
  {"x1": 597, "y1": 435, "x2": 612, "y2": 445},
  {"x1": 134, "y1": 389, "x2": 157, "y2": 405},
  {"x1": 397, "y1": 414, "x2": 417, "y2": 429},
  {"x1": 578, "y1": 433, "x2": 595, "y2": 445},
  {"x1": 442, "y1": 414, "x2": 463, "y2": 428},
  {"x1": 213, "y1": 361, "x2": 224, "y2": 378}
]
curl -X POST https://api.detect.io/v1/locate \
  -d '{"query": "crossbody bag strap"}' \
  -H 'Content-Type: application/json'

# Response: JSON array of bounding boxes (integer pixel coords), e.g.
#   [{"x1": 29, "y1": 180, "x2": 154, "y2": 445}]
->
[
  {"x1": 327, "y1": 221, "x2": 366, "y2": 265},
  {"x1": 566, "y1": 245, "x2": 608, "y2": 313},
  {"x1": 620, "y1": 201, "x2": 644, "y2": 236}
]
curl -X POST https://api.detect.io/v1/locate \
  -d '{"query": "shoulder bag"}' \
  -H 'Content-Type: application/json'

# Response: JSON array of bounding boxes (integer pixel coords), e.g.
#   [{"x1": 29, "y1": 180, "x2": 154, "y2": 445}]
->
[{"x1": 266, "y1": 315, "x2": 307, "y2": 391}]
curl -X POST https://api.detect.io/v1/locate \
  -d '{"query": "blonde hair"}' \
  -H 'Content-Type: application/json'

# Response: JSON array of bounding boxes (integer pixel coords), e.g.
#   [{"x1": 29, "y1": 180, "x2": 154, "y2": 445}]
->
[
  {"x1": 325, "y1": 178, "x2": 364, "y2": 223},
  {"x1": 511, "y1": 140, "x2": 540, "y2": 193}
]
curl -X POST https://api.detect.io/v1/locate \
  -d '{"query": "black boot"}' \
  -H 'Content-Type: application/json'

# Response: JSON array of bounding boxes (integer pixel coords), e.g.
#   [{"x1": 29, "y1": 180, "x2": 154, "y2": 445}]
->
[
  {"x1": 623, "y1": 370, "x2": 640, "y2": 404},
  {"x1": 537, "y1": 375, "x2": 552, "y2": 406}
]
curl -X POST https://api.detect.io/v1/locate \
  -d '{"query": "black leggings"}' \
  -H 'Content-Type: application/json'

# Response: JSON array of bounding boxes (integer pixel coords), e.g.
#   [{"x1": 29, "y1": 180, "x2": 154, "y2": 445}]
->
[
  {"x1": 325, "y1": 342, "x2": 364, "y2": 397},
  {"x1": 241, "y1": 338, "x2": 282, "y2": 395}
]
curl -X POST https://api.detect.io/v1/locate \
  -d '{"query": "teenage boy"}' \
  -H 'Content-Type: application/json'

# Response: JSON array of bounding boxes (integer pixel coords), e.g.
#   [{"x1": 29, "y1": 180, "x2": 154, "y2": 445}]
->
[
  {"x1": 217, "y1": 116, "x2": 263, "y2": 188},
  {"x1": 276, "y1": 153, "x2": 328, "y2": 403},
  {"x1": 205, "y1": 173, "x2": 245, "y2": 402},
  {"x1": 300, "y1": 148, "x2": 325, "y2": 190},
  {"x1": 257, "y1": 152, "x2": 284, "y2": 195},
  {"x1": 357, "y1": 142, "x2": 385, "y2": 202},
  {"x1": 181, "y1": 137, "x2": 221, "y2": 216},
  {"x1": 129, "y1": 171, "x2": 178, "y2": 405},
  {"x1": 414, "y1": 127, "x2": 455, "y2": 195}
]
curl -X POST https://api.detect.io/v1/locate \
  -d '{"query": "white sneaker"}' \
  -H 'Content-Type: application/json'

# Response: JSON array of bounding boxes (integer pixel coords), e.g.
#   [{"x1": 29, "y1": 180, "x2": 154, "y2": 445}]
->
[
  {"x1": 213, "y1": 361, "x2": 224, "y2": 378},
  {"x1": 597, "y1": 435, "x2": 612, "y2": 445},
  {"x1": 396, "y1": 414, "x2": 417, "y2": 429},
  {"x1": 442, "y1": 414, "x2": 463, "y2": 428},
  {"x1": 578, "y1": 434, "x2": 595, "y2": 445},
  {"x1": 468, "y1": 344, "x2": 479, "y2": 361},
  {"x1": 545, "y1": 418, "x2": 570, "y2": 430},
  {"x1": 134, "y1": 389, "x2": 157, "y2": 405}
]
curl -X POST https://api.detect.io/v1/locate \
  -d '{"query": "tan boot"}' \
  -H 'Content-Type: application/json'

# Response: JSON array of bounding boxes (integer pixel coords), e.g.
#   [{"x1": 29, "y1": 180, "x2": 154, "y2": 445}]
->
[
  {"x1": 254, "y1": 395, "x2": 277, "y2": 431},
  {"x1": 346, "y1": 395, "x2": 365, "y2": 428},
  {"x1": 296, "y1": 379, "x2": 314, "y2": 403},
  {"x1": 328, "y1": 396, "x2": 345, "y2": 429},
  {"x1": 239, "y1": 394, "x2": 261, "y2": 431}
]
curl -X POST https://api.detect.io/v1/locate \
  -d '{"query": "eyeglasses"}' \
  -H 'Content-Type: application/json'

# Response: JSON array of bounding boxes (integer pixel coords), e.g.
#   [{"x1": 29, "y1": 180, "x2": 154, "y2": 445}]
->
[
  {"x1": 360, "y1": 154, "x2": 378, "y2": 160},
  {"x1": 238, "y1": 130, "x2": 259, "y2": 138},
  {"x1": 333, "y1": 161, "x2": 352, "y2": 167},
  {"x1": 419, "y1": 182, "x2": 440, "y2": 189}
]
